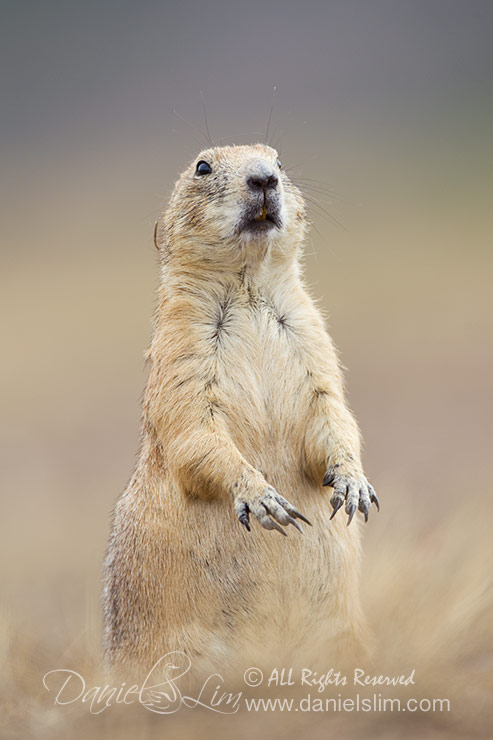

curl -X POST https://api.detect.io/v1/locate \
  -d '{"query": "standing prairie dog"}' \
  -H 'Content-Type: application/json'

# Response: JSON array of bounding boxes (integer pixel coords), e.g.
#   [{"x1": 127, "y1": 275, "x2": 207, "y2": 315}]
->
[{"x1": 103, "y1": 144, "x2": 378, "y2": 680}]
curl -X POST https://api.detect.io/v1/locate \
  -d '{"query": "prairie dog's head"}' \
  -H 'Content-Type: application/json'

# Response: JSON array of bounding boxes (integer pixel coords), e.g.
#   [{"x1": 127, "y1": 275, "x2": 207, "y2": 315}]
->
[{"x1": 162, "y1": 144, "x2": 306, "y2": 265}]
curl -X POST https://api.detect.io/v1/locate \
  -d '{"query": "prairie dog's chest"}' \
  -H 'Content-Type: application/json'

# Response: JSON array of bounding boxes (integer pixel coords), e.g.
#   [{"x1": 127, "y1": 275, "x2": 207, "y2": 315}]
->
[{"x1": 211, "y1": 290, "x2": 312, "y2": 426}]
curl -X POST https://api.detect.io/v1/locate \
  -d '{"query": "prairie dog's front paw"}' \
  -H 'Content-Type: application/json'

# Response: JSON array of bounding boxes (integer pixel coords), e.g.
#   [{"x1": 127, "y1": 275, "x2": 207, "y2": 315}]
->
[
  {"x1": 233, "y1": 482, "x2": 311, "y2": 536},
  {"x1": 323, "y1": 465, "x2": 379, "y2": 525}
]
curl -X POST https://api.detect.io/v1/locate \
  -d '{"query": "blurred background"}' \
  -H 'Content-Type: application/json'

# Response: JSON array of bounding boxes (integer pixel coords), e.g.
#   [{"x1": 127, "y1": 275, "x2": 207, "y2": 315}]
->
[{"x1": 1, "y1": 1, "x2": 492, "y2": 738}]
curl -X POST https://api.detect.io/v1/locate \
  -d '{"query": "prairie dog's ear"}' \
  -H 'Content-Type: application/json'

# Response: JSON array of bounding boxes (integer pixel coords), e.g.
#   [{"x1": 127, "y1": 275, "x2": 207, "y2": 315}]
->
[
  {"x1": 154, "y1": 218, "x2": 173, "y2": 262},
  {"x1": 153, "y1": 221, "x2": 160, "y2": 251},
  {"x1": 154, "y1": 218, "x2": 170, "y2": 258}
]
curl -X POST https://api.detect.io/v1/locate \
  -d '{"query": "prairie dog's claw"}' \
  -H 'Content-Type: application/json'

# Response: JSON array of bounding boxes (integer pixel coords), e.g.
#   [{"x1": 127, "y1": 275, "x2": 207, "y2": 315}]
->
[
  {"x1": 329, "y1": 497, "x2": 343, "y2": 520},
  {"x1": 236, "y1": 501, "x2": 251, "y2": 531},
  {"x1": 369, "y1": 484, "x2": 380, "y2": 511},
  {"x1": 346, "y1": 502, "x2": 357, "y2": 526},
  {"x1": 290, "y1": 509, "x2": 312, "y2": 526}
]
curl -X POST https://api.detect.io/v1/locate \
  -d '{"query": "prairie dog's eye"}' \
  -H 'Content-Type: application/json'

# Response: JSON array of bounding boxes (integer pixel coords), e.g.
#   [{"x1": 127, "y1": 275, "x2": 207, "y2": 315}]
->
[
  {"x1": 196, "y1": 160, "x2": 212, "y2": 175},
  {"x1": 276, "y1": 158, "x2": 282, "y2": 169}
]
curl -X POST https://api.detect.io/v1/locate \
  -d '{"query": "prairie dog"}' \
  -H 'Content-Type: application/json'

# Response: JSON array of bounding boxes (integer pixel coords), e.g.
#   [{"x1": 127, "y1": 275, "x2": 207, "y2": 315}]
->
[{"x1": 103, "y1": 144, "x2": 378, "y2": 680}]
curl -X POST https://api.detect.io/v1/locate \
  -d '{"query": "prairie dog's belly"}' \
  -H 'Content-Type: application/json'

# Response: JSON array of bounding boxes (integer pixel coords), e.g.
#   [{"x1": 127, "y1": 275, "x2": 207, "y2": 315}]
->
[
  {"x1": 149, "y1": 483, "x2": 361, "y2": 669},
  {"x1": 115, "y1": 470, "x2": 362, "y2": 674},
  {"x1": 159, "y1": 479, "x2": 356, "y2": 610}
]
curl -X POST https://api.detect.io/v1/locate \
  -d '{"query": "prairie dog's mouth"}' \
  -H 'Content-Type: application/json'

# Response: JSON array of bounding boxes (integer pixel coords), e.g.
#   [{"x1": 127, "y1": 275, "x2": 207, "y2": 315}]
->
[
  {"x1": 242, "y1": 209, "x2": 280, "y2": 234},
  {"x1": 237, "y1": 197, "x2": 282, "y2": 236}
]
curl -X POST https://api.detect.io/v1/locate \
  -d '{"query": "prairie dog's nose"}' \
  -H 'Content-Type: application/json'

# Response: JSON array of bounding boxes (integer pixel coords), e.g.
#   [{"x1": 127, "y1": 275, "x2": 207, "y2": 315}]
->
[{"x1": 246, "y1": 162, "x2": 278, "y2": 191}]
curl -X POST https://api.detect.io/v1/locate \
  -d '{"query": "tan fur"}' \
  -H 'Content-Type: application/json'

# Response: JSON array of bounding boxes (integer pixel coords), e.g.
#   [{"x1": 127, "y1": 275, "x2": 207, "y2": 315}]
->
[{"x1": 103, "y1": 144, "x2": 377, "y2": 682}]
